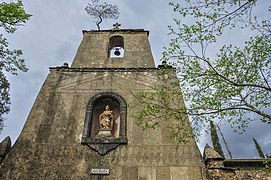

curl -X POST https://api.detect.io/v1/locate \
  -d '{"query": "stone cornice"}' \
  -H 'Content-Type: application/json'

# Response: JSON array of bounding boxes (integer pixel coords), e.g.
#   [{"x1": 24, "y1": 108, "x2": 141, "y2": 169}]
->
[
  {"x1": 82, "y1": 29, "x2": 149, "y2": 36},
  {"x1": 49, "y1": 67, "x2": 174, "y2": 72}
]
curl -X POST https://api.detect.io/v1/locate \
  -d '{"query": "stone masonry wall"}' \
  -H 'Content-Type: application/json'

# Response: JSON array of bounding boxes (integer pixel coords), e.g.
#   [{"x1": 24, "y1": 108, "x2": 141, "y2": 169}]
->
[{"x1": 0, "y1": 68, "x2": 204, "y2": 180}]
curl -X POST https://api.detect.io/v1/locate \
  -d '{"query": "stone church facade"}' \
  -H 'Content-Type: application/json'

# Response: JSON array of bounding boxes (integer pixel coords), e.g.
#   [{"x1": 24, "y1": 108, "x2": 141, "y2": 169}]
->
[
  {"x1": 0, "y1": 26, "x2": 270, "y2": 180},
  {"x1": 0, "y1": 27, "x2": 204, "y2": 179}
]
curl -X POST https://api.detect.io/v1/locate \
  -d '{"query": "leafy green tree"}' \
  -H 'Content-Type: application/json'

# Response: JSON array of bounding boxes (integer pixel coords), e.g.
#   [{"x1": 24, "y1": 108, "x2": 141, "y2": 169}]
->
[
  {"x1": 133, "y1": 0, "x2": 271, "y2": 142},
  {"x1": 0, "y1": 0, "x2": 31, "y2": 132},
  {"x1": 260, "y1": 160, "x2": 271, "y2": 174},
  {"x1": 85, "y1": 0, "x2": 119, "y2": 31}
]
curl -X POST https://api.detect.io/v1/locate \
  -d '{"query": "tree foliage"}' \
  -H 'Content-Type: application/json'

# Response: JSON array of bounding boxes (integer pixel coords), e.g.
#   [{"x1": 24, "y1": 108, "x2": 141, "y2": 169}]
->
[
  {"x1": 260, "y1": 160, "x2": 271, "y2": 174},
  {"x1": 0, "y1": 0, "x2": 31, "y2": 132},
  {"x1": 133, "y1": 0, "x2": 271, "y2": 142},
  {"x1": 85, "y1": 0, "x2": 119, "y2": 30},
  {"x1": 132, "y1": 70, "x2": 195, "y2": 144}
]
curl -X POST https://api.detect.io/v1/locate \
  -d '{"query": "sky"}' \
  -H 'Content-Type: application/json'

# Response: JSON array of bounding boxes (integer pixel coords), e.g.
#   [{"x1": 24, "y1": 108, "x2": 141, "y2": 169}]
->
[{"x1": 0, "y1": 0, "x2": 270, "y2": 158}]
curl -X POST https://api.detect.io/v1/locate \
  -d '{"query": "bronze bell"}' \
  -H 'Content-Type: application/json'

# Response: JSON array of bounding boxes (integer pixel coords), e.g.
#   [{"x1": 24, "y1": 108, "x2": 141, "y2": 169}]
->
[{"x1": 114, "y1": 48, "x2": 121, "y2": 56}]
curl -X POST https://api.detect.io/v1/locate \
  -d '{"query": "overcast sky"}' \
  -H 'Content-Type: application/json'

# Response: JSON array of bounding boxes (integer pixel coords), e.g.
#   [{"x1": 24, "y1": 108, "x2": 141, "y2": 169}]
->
[{"x1": 0, "y1": 0, "x2": 270, "y2": 158}]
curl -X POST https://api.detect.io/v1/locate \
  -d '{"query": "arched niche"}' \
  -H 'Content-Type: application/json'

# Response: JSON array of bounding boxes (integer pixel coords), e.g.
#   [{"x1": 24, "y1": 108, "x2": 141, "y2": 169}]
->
[
  {"x1": 108, "y1": 35, "x2": 125, "y2": 58},
  {"x1": 81, "y1": 92, "x2": 128, "y2": 155}
]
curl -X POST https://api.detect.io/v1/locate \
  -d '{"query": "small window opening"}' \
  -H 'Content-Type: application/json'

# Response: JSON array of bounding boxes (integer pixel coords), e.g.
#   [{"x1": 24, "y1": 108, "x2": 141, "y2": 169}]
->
[{"x1": 109, "y1": 36, "x2": 124, "y2": 58}]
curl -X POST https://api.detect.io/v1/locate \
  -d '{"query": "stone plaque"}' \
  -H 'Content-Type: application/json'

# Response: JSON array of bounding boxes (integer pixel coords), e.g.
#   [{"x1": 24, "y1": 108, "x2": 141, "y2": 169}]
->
[{"x1": 91, "y1": 169, "x2": 110, "y2": 175}]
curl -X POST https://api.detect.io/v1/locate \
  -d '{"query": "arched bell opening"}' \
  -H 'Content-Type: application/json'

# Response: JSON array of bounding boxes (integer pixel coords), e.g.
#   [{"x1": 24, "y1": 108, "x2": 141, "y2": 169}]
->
[{"x1": 109, "y1": 36, "x2": 124, "y2": 58}]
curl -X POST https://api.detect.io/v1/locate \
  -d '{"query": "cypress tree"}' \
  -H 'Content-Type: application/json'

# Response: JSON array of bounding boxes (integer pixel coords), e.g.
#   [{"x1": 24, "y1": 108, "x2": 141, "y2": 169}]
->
[
  {"x1": 253, "y1": 138, "x2": 265, "y2": 158},
  {"x1": 210, "y1": 121, "x2": 224, "y2": 157},
  {"x1": 216, "y1": 124, "x2": 233, "y2": 158}
]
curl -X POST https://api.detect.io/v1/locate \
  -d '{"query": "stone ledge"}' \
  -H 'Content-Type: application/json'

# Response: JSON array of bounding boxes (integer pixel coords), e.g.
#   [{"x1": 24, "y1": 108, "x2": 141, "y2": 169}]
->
[{"x1": 49, "y1": 67, "x2": 165, "y2": 72}]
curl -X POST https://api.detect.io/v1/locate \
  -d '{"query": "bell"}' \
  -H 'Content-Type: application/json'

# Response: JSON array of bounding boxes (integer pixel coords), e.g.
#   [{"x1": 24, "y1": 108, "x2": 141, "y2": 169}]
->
[{"x1": 114, "y1": 48, "x2": 121, "y2": 56}]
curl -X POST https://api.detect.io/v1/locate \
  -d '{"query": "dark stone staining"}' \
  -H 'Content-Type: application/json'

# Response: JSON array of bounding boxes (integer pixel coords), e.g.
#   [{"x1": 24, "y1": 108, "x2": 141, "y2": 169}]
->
[
  {"x1": 64, "y1": 93, "x2": 81, "y2": 142},
  {"x1": 35, "y1": 92, "x2": 59, "y2": 143},
  {"x1": 36, "y1": 74, "x2": 63, "y2": 143}
]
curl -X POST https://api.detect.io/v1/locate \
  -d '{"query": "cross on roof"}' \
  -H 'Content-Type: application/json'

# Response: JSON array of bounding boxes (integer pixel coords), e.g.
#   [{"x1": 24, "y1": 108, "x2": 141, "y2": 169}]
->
[{"x1": 113, "y1": 23, "x2": 121, "y2": 29}]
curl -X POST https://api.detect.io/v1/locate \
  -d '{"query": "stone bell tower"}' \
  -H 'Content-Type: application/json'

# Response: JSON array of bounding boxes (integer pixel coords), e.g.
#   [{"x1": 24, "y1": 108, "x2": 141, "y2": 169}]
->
[{"x1": 0, "y1": 25, "x2": 205, "y2": 179}]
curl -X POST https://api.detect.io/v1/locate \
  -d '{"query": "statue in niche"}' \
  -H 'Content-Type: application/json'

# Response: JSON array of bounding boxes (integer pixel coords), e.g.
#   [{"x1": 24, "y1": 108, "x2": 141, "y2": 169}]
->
[{"x1": 99, "y1": 105, "x2": 113, "y2": 130}]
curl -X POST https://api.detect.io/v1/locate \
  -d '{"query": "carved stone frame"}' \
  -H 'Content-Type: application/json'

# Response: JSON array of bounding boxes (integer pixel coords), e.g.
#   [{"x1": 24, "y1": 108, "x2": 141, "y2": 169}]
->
[{"x1": 81, "y1": 92, "x2": 128, "y2": 155}]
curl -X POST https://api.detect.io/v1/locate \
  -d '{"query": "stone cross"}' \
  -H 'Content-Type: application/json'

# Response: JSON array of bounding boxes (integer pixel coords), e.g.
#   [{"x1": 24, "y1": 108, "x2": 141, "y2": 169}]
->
[{"x1": 113, "y1": 23, "x2": 121, "y2": 29}]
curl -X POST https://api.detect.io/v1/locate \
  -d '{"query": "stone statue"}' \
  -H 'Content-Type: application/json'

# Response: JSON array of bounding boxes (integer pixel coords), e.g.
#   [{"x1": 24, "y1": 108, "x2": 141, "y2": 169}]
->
[{"x1": 99, "y1": 105, "x2": 113, "y2": 129}]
